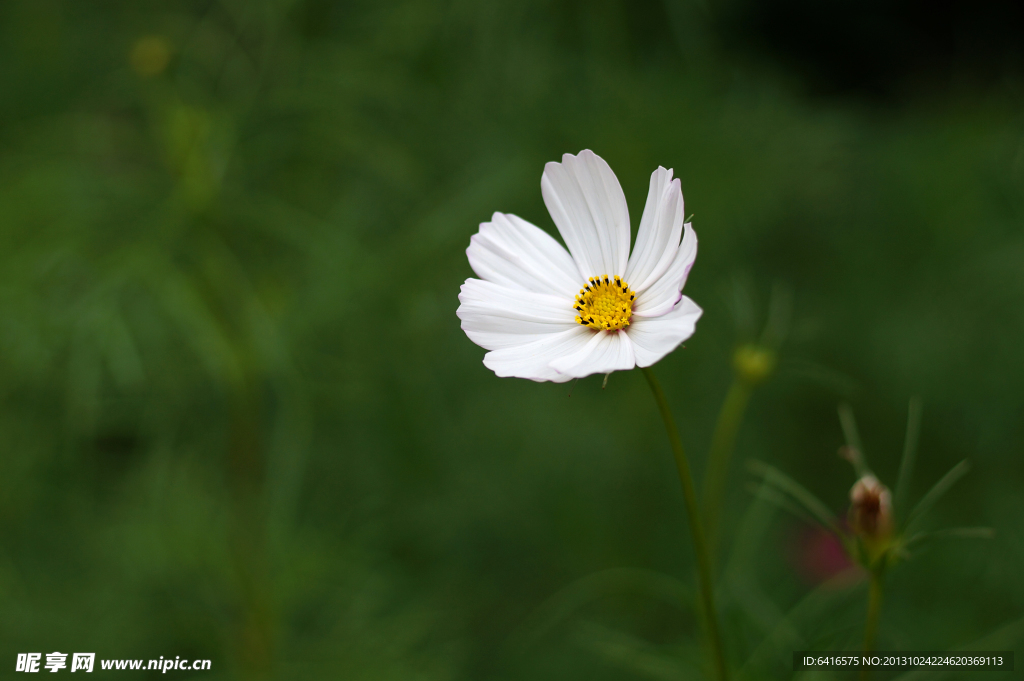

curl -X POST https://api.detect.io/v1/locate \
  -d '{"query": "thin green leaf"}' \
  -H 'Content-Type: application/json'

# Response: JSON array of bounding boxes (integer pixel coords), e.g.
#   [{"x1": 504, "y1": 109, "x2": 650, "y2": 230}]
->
[
  {"x1": 742, "y1": 482, "x2": 816, "y2": 529},
  {"x1": 894, "y1": 397, "x2": 923, "y2": 525},
  {"x1": 837, "y1": 402, "x2": 864, "y2": 454},
  {"x1": 506, "y1": 568, "x2": 691, "y2": 653},
  {"x1": 904, "y1": 460, "x2": 971, "y2": 533},
  {"x1": 937, "y1": 526, "x2": 995, "y2": 539},
  {"x1": 904, "y1": 526, "x2": 995, "y2": 550},
  {"x1": 777, "y1": 357, "x2": 860, "y2": 395},
  {"x1": 759, "y1": 282, "x2": 793, "y2": 350},
  {"x1": 740, "y1": 571, "x2": 864, "y2": 677},
  {"x1": 837, "y1": 403, "x2": 872, "y2": 478},
  {"x1": 725, "y1": 480, "x2": 782, "y2": 579},
  {"x1": 748, "y1": 460, "x2": 840, "y2": 532},
  {"x1": 574, "y1": 621, "x2": 700, "y2": 681},
  {"x1": 725, "y1": 576, "x2": 802, "y2": 652},
  {"x1": 890, "y1": 613, "x2": 1024, "y2": 681},
  {"x1": 729, "y1": 275, "x2": 757, "y2": 340}
]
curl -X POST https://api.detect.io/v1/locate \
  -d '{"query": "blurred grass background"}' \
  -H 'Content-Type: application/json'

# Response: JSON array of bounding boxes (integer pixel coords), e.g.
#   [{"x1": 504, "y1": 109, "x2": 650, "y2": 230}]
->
[{"x1": 1, "y1": 0, "x2": 1023, "y2": 679}]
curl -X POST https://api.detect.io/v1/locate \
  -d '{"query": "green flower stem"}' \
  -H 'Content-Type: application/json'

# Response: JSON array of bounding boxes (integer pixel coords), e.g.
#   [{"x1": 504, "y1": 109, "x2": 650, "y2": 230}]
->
[
  {"x1": 642, "y1": 366, "x2": 729, "y2": 681},
  {"x1": 860, "y1": 571, "x2": 884, "y2": 681},
  {"x1": 701, "y1": 377, "x2": 754, "y2": 554}
]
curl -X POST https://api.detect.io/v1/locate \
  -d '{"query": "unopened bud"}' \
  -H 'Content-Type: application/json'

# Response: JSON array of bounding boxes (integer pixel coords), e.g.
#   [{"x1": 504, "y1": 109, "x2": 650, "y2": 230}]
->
[
  {"x1": 733, "y1": 344, "x2": 776, "y2": 385},
  {"x1": 848, "y1": 475, "x2": 892, "y2": 541}
]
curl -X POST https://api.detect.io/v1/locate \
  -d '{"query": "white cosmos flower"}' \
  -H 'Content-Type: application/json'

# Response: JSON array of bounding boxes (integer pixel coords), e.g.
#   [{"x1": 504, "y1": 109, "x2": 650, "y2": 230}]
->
[{"x1": 457, "y1": 150, "x2": 702, "y2": 383}]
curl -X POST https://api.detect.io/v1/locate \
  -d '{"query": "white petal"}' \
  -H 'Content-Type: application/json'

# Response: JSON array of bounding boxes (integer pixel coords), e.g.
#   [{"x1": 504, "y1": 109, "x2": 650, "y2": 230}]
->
[
  {"x1": 627, "y1": 296, "x2": 703, "y2": 367},
  {"x1": 457, "y1": 278, "x2": 577, "y2": 350},
  {"x1": 541, "y1": 150, "x2": 630, "y2": 280},
  {"x1": 467, "y1": 212, "x2": 583, "y2": 297},
  {"x1": 632, "y1": 223, "x2": 698, "y2": 318},
  {"x1": 548, "y1": 329, "x2": 636, "y2": 379},
  {"x1": 482, "y1": 326, "x2": 595, "y2": 383},
  {"x1": 624, "y1": 167, "x2": 684, "y2": 293}
]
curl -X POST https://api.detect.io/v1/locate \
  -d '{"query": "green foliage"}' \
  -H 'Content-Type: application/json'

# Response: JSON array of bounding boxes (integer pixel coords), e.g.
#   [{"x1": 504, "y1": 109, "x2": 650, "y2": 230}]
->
[{"x1": 1, "y1": 1, "x2": 1022, "y2": 679}]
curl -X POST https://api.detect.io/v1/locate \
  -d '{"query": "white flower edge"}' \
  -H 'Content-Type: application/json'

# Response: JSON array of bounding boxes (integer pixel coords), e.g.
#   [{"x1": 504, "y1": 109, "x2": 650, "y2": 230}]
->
[{"x1": 457, "y1": 150, "x2": 703, "y2": 382}]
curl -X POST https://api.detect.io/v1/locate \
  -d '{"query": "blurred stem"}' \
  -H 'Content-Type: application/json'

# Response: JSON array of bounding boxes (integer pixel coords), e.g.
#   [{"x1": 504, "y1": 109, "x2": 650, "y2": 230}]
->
[
  {"x1": 641, "y1": 367, "x2": 729, "y2": 681},
  {"x1": 860, "y1": 571, "x2": 884, "y2": 681},
  {"x1": 701, "y1": 377, "x2": 753, "y2": 555},
  {"x1": 227, "y1": 376, "x2": 275, "y2": 680}
]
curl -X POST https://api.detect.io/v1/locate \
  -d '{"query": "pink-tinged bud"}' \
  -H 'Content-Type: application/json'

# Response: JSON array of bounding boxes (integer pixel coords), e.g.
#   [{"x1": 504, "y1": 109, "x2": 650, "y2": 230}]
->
[{"x1": 848, "y1": 475, "x2": 892, "y2": 540}]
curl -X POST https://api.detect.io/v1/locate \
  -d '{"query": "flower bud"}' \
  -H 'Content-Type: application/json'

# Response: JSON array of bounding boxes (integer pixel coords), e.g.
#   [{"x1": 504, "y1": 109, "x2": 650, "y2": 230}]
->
[
  {"x1": 733, "y1": 344, "x2": 776, "y2": 385},
  {"x1": 848, "y1": 475, "x2": 892, "y2": 541}
]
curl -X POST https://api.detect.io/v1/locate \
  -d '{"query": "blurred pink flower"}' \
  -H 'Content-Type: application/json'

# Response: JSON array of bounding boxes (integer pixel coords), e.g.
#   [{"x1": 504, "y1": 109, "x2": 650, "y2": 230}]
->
[{"x1": 790, "y1": 524, "x2": 858, "y2": 586}]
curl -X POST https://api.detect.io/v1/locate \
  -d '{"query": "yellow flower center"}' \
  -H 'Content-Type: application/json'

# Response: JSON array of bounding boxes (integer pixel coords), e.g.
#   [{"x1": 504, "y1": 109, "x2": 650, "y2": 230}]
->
[{"x1": 574, "y1": 275, "x2": 635, "y2": 331}]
